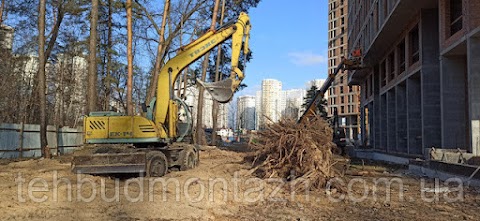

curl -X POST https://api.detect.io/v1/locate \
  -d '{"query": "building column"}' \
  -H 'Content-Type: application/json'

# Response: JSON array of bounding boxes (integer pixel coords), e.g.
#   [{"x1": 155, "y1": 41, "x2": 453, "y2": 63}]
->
[
  {"x1": 396, "y1": 82, "x2": 407, "y2": 152},
  {"x1": 468, "y1": 36, "x2": 480, "y2": 155},
  {"x1": 387, "y1": 89, "x2": 396, "y2": 152},
  {"x1": 373, "y1": 66, "x2": 381, "y2": 150},
  {"x1": 380, "y1": 93, "x2": 388, "y2": 151},
  {"x1": 440, "y1": 55, "x2": 468, "y2": 149},
  {"x1": 420, "y1": 8, "x2": 441, "y2": 154},
  {"x1": 407, "y1": 73, "x2": 422, "y2": 155}
]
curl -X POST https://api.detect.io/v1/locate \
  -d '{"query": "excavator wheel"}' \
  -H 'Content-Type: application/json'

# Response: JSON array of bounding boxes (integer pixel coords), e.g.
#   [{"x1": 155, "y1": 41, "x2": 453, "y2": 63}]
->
[
  {"x1": 180, "y1": 147, "x2": 198, "y2": 171},
  {"x1": 147, "y1": 151, "x2": 169, "y2": 177}
]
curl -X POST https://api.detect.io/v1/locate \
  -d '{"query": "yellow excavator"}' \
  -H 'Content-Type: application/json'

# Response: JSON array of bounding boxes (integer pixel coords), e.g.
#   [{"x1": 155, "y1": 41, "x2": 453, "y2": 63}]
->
[{"x1": 72, "y1": 12, "x2": 251, "y2": 177}]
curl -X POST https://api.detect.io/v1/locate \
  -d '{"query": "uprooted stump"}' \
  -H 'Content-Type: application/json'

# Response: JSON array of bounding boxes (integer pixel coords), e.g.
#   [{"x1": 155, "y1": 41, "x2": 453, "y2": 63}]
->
[{"x1": 247, "y1": 116, "x2": 343, "y2": 191}]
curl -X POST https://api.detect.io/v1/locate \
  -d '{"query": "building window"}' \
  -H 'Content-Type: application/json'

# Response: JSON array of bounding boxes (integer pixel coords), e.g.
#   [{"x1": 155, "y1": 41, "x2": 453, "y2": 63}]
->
[
  {"x1": 341, "y1": 8, "x2": 344, "y2": 16},
  {"x1": 398, "y1": 40, "x2": 406, "y2": 74},
  {"x1": 409, "y1": 25, "x2": 419, "y2": 64},
  {"x1": 450, "y1": 0, "x2": 463, "y2": 36},
  {"x1": 341, "y1": 17, "x2": 345, "y2": 25},
  {"x1": 349, "y1": 86, "x2": 353, "y2": 92},
  {"x1": 340, "y1": 86, "x2": 344, "y2": 93},
  {"x1": 341, "y1": 106, "x2": 345, "y2": 114},
  {"x1": 380, "y1": 60, "x2": 386, "y2": 86},
  {"x1": 341, "y1": 96, "x2": 345, "y2": 103},
  {"x1": 388, "y1": 52, "x2": 395, "y2": 80}
]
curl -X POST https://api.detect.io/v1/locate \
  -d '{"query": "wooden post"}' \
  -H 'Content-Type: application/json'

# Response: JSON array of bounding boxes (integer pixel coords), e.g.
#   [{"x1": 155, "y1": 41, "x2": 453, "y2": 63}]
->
[
  {"x1": 19, "y1": 122, "x2": 24, "y2": 158},
  {"x1": 56, "y1": 125, "x2": 60, "y2": 156}
]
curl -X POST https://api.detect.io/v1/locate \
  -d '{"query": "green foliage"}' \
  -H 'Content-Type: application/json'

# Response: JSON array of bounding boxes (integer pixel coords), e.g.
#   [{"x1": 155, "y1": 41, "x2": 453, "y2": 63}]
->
[{"x1": 302, "y1": 85, "x2": 328, "y2": 119}]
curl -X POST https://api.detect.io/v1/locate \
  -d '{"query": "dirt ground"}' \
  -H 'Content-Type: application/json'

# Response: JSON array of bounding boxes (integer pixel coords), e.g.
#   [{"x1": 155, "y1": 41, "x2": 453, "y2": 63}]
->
[{"x1": 0, "y1": 145, "x2": 479, "y2": 221}]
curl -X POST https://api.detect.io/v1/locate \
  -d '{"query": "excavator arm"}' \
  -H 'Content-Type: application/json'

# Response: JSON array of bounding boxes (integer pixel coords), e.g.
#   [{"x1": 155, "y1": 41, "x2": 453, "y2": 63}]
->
[
  {"x1": 299, "y1": 49, "x2": 364, "y2": 124},
  {"x1": 154, "y1": 12, "x2": 251, "y2": 135}
]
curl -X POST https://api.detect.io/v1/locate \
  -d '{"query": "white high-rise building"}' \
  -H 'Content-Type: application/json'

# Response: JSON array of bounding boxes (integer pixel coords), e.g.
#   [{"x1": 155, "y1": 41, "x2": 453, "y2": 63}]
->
[
  {"x1": 306, "y1": 79, "x2": 326, "y2": 89},
  {"x1": 180, "y1": 83, "x2": 230, "y2": 129},
  {"x1": 237, "y1": 95, "x2": 256, "y2": 131},
  {"x1": 0, "y1": 25, "x2": 14, "y2": 51},
  {"x1": 255, "y1": 90, "x2": 262, "y2": 130},
  {"x1": 284, "y1": 89, "x2": 307, "y2": 119},
  {"x1": 53, "y1": 54, "x2": 88, "y2": 124},
  {"x1": 259, "y1": 79, "x2": 282, "y2": 128}
]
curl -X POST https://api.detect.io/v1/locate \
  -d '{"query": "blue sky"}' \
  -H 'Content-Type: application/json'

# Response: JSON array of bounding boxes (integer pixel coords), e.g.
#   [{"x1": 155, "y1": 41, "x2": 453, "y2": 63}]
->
[{"x1": 238, "y1": 0, "x2": 329, "y2": 96}]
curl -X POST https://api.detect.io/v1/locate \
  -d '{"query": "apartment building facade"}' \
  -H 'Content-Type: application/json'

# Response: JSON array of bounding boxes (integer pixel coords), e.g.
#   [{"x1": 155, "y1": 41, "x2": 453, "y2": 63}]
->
[
  {"x1": 348, "y1": 0, "x2": 480, "y2": 155},
  {"x1": 328, "y1": 0, "x2": 361, "y2": 140},
  {"x1": 237, "y1": 95, "x2": 256, "y2": 131},
  {"x1": 258, "y1": 79, "x2": 282, "y2": 128}
]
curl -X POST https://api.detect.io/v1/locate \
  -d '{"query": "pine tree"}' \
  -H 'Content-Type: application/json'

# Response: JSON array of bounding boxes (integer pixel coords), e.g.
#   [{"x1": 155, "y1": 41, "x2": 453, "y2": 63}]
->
[{"x1": 302, "y1": 85, "x2": 328, "y2": 119}]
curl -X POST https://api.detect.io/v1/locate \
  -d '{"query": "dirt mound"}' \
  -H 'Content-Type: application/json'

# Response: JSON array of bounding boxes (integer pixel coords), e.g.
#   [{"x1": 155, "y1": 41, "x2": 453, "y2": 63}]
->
[{"x1": 248, "y1": 116, "x2": 341, "y2": 190}]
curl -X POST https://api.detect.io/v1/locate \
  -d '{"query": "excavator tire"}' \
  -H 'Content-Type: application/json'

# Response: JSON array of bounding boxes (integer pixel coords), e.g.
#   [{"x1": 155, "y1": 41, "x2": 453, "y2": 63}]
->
[
  {"x1": 146, "y1": 151, "x2": 168, "y2": 177},
  {"x1": 179, "y1": 147, "x2": 198, "y2": 171}
]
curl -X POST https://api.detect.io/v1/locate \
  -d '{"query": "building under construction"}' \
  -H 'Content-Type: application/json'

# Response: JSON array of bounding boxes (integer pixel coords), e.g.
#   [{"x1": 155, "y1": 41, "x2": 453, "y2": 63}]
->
[
  {"x1": 327, "y1": 0, "x2": 361, "y2": 141},
  {"x1": 348, "y1": 0, "x2": 480, "y2": 156}
]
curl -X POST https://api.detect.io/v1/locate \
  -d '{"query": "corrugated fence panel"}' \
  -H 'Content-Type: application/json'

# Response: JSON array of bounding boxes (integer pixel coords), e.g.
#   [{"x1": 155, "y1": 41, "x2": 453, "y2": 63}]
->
[{"x1": 0, "y1": 123, "x2": 83, "y2": 159}]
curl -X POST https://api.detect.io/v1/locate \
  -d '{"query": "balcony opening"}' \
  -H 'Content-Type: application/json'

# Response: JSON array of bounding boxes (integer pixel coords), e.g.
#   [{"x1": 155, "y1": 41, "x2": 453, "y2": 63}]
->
[
  {"x1": 450, "y1": 0, "x2": 463, "y2": 36},
  {"x1": 380, "y1": 60, "x2": 387, "y2": 86},
  {"x1": 397, "y1": 40, "x2": 406, "y2": 74},
  {"x1": 388, "y1": 52, "x2": 395, "y2": 81},
  {"x1": 409, "y1": 25, "x2": 419, "y2": 64}
]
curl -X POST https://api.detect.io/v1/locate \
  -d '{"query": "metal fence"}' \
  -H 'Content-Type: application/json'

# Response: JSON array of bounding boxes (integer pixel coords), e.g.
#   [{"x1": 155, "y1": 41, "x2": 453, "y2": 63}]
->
[{"x1": 0, "y1": 123, "x2": 83, "y2": 159}]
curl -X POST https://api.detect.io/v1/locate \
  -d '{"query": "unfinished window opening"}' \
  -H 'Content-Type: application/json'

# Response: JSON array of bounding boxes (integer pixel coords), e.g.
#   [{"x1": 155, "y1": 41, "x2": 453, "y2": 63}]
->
[
  {"x1": 388, "y1": 52, "x2": 395, "y2": 81},
  {"x1": 398, "y1": 40, "x2": 406, "y2": 74},
  {"x1": 380, "y1": 60, "x2": 387, "y2": 87},
  {"x1": 409, "y1": 25, "x2": 419, "y2": 64},
  {"x1": 450, "y1": 0, "x2": 463, "y2": 36}
]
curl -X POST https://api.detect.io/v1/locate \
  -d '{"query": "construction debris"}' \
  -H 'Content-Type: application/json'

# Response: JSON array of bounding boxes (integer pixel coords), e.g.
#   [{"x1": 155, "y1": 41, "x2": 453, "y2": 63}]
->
[{"x1": 247, "y1": 116, "x2": 343, "y2": 191}]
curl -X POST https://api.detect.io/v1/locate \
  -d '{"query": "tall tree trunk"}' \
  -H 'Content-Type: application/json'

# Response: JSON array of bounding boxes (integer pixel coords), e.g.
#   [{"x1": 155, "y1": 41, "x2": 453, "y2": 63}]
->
[
  {"x1": 126, "y1": 0, "x2": 134, "y2": 115},
  {"x1": 211, "y1": 0, "x2": 226, "y2": 145},
  {"x1": 105, "y1": 0, "x2": 113, "y2": 111},
  {"x1": 38, "y1": 0, "x2": 49, "y2": 158},
  {"x1": 88, "y1": 0, "x2": 99, "y2": 113},
  {"x1": 146, "y1": 0, "x2": 170, "y2": 104},
  {"x1": 0, "y1": 0, "x2": 5, "y2": 24},
  {"x1": 196, "y1": 0, "x2": 221, "y2": 145}
]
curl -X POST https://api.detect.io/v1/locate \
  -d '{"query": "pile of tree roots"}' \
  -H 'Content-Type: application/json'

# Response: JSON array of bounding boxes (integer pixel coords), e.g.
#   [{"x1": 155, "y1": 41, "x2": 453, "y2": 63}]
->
[{"x1": 248, "y1": 116, "x2": 341, "y2": 191}]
